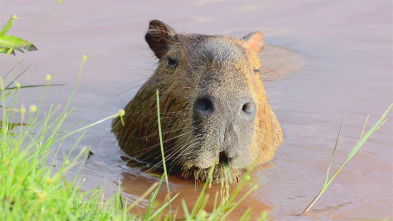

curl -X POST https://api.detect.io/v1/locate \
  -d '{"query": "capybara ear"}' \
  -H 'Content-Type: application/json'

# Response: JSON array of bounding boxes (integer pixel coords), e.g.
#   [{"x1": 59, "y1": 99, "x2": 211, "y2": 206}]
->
[
  {"x1": 241, "y1": 31, "x2": 265, "y2": 54},
  {"x1": 145, "y1": 20, "x2": 177, "y2": 59}
]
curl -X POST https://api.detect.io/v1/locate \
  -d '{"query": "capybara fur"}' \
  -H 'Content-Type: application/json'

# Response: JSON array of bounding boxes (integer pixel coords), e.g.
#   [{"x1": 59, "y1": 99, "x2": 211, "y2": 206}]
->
[{"x1": 112, "y1": 20, "x2": 283, "y2": 183}]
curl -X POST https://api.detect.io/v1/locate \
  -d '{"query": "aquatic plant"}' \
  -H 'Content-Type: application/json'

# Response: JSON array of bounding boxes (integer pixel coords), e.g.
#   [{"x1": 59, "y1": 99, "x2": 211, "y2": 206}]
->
[{"x1": 0, "y1": 15, "x2": 37, "y2": 55}]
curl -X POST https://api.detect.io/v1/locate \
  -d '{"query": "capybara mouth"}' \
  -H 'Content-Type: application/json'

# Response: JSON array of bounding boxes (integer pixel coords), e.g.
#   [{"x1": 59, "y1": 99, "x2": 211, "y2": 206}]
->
[
  {"x1": 182, "y1": 154, "x2": 247, "y2": 184},
  {"x1": 216, "y1": 152, "x2": 229, "y2": 166}
]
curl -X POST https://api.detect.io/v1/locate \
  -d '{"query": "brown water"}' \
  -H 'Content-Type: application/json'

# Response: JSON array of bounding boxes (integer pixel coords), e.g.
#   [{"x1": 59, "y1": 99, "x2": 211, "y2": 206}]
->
[{"x1": 1, "y1": 0, "x2": 392, "y2": 220}]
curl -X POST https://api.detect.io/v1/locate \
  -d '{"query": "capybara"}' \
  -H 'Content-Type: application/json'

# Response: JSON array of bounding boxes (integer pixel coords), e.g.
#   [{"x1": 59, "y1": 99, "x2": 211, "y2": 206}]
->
[{"x1": 112, "y1": 20, "x2": 283, "y2": 183}]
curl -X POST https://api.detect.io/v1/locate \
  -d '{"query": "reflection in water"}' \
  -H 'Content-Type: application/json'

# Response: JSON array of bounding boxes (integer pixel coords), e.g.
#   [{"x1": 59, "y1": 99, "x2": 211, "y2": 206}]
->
[{"x1": 2, "y1": 0, "x2": 391, "y2": 220}]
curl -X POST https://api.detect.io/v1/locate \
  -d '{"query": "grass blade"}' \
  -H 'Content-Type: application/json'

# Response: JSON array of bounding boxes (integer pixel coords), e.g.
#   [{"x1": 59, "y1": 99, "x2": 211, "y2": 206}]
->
[
  {"x1": 148, "y1": 193, "x2": 179, "y2": 221},
  {"x1": 324, "y1": 111, "x2": 346, "y2": 185},
  {"x1": 126, "y1": 182, "x2": 159, "y2": 211},
  {"x1": 347, "y1": 104, "x2": 392, "y2": 160},
  {"x1": 5, "y1": 83, "x2": 64, "y2": 90},
  {"x1": 156, "y1": 89, "x2": 172, "y2": 219},
  {"x1": 359, "y1": 115, "x2": 369, "y2": 139},
  {"x1": 190, "y1": 165, "x2": 215, "y2": 218},
  {"x1": 144, "y1": 175, "x2": 165, "y2": 220},
  {"x1": 181, "y1": 199, "x2": 191, "y2": 220},
  {"x1": 0, "y1": 15, "x2": 16, "y2": 36}
]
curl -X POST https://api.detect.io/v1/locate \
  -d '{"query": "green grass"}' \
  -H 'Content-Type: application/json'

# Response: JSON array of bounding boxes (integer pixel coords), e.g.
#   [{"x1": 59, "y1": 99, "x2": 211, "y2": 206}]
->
[{"x1": 0, "y1": 57, "x2": 131, "y2": 220}]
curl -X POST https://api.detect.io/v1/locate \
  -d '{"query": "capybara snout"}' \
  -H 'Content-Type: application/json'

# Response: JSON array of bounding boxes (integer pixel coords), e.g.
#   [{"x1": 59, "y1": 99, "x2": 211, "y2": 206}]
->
[{"x1": 112, "y1": 20, "x2": 283, "y2": 183}]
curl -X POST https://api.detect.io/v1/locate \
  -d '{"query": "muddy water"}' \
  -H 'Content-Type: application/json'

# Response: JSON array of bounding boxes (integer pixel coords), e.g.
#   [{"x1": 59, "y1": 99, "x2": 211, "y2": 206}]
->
[{"x1": 1, "y1": 0, "x2": 392, "y2": 220}]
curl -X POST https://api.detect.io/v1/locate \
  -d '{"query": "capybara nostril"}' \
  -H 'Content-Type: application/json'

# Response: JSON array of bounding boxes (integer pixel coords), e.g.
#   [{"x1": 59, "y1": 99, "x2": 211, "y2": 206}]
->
[
  {"x1": 194, "y1": 97, "x2": 214, "y2": 116},
  {"x1": 241, "y1": 101, "x2": 256, "y2": 115}
]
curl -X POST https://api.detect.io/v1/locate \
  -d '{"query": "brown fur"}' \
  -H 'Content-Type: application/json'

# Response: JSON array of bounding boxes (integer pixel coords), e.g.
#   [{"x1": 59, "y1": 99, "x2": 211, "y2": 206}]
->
[{"x1": 112, "y1": 20, "x2": 283, "y2": 183}]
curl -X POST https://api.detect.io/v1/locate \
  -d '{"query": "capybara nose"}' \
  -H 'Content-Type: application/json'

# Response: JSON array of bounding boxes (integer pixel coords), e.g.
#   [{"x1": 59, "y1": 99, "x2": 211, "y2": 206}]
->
[
  {"x1": 193, "y1": 96, "x2": 215, "y2": 117},
  {"x1": 193, "y1": 96, "x2": 256, "y2": 119}
]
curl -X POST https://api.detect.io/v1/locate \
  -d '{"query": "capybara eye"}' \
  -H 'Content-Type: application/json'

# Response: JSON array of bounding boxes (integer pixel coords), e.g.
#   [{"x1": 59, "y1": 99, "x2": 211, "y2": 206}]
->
[
  {"x1": 254, "y1": 68, "x2": 260, "y2": 74},
  {"x1": 166, "y1": 57, "x2": 179, "y2": 68}
]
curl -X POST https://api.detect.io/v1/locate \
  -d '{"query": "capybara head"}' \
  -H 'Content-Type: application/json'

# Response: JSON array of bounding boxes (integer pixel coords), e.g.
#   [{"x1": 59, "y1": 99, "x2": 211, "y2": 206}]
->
[{"x1": 112, "y1": 20, "x2": 283, "y2": 183}]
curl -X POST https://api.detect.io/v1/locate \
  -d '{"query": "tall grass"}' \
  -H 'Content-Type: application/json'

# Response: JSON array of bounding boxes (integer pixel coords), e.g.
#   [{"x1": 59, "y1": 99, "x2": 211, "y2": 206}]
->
[
  {"x1": 155, "y1": 89, "x2": 173, "y2": 220},
  {"x1": 0, "y1": 57, "x2": 132, "y2": 220}
]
